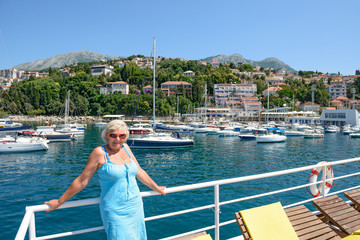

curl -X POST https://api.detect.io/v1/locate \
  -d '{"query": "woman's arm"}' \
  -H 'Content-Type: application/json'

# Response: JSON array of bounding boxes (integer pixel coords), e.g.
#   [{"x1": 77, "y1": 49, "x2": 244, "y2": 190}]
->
[
  {"x1": 125, "y1": 144, "x2": 166, "y2": 195},
  {"x1": 44, "y1": 147, "x2": 103, "y2": 212}
]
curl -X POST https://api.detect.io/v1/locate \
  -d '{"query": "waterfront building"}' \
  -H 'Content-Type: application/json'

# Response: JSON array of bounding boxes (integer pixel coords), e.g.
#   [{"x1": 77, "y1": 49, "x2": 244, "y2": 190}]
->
[
  {"x1": 320, "y1": 109, "x2": 360, "y2": 127},
  {"x1": 298, "y1": 102, "x2": 321, "y2": 112},
  {"x1": 214, "y1": 83, "x2": 257, "y2": 106},
  {"x1": 284, "y1": 111, "x2": 321, "y2": 125},
  {"x1": 99, "y1": 81, "x2": 129, "y2": 95},
  {"x1": 90, "y1": 65, "x2": 113, "y2": 77},
  {"x1": 195, "y1": 107, "x2": 231, "y2": 119},
  {"x1": 161, "y1": 81, "x2": 192, "y2": 96}
]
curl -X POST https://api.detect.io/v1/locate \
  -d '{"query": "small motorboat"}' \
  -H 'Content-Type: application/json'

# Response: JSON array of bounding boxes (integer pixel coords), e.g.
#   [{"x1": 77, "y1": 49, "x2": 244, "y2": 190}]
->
[
  {"x1": 239, "y1": 134, "x2": 256, "y2": 140},
  {"x1": 217, "y1": 130, "x2": 239, "y2": 137},
  {"x1": 324, "y1": 125, "x2": 339, "y2": 133},
  {"x1": 303, "y1": 130, "x2": 324, "y2": 138},
  {"x1": 256, "y1": 133, "x2": 287, "y2": 143},
  {"x1": 0, "y1": 136, "x2": 49, "y2": 153}
]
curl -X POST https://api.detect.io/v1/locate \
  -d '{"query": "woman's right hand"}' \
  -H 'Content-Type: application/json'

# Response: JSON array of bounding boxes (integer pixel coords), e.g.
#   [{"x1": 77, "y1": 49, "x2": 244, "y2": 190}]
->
[{"x1": 44, "y1": 199, "x2": 61, "y2": 213}]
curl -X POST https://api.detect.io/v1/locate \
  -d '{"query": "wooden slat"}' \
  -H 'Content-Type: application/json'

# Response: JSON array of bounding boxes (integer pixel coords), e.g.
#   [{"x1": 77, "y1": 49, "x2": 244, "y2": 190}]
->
[
  {"x1": 344, "y1": 189, "x2": 360, "y2": 210},
  {"x1": 235, "y1": 205, "x2": 341, "y2": 240},
  {"x1": 313, "y1": 195, "x2": 360, "y2": 235}
]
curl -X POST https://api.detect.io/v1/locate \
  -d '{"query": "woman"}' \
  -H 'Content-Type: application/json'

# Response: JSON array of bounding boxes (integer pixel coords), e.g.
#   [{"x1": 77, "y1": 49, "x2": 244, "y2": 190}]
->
[{"x1": 45, "y1": 120, "x2": 166, "y2": 239}]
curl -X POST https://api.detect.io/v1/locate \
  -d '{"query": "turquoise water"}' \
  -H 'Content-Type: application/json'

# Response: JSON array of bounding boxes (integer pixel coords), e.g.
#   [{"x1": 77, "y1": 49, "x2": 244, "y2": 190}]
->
[{"x1": 2, "y1": 125, "x2": 360, "y2": 239}]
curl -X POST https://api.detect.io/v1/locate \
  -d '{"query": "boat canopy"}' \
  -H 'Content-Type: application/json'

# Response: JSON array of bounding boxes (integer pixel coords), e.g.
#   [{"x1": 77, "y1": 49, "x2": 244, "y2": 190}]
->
[{"x1": 103, "y1": 115, "x2": 125, "y2": 119}]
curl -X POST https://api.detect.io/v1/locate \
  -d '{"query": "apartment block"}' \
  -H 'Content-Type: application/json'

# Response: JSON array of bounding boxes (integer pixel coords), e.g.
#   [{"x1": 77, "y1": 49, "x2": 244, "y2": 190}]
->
[
  {"x1": 214, "y1": 83, "x2": 257, "y2": 106},
  {"x1": 161, "y1": 81, "x2": 192, "y2": 96}
]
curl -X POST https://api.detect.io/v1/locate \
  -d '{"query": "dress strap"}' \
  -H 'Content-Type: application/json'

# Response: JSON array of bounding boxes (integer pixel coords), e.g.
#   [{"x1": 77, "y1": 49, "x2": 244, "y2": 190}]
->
[
  {"x1": 101, "y1": 146, "x2": 109, "y2": 163},
  {"x1": 122, "y1": 144, "x2": 133, "y2": 159}
]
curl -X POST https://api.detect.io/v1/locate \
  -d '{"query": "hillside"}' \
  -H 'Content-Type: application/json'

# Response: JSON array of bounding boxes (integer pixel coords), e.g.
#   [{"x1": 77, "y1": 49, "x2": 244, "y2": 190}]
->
[
  {"x1": 201, "y1": 54, "x2": 297, "y2": 73},
  {"x1": 13, "y1": 50, "x2": 118, "y2": 71}
]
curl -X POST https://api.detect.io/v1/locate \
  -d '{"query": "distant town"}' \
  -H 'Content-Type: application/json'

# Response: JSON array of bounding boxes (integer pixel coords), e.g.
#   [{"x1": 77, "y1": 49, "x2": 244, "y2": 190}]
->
[{"x1": 0, "y1": 55, "x2": 360, "y2": 121}]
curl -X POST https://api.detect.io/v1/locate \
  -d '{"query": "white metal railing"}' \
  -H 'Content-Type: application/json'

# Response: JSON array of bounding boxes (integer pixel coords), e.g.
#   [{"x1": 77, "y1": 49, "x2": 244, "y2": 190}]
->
[{"x1": 15, "y1": 157, "x2": 360, "y2": 240}]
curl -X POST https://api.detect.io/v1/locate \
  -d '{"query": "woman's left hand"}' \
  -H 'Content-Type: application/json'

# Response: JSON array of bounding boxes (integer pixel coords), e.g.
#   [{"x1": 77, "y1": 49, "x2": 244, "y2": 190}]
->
[{"x1": 156, "y1": 186, "x2": 166, "y2": 195}]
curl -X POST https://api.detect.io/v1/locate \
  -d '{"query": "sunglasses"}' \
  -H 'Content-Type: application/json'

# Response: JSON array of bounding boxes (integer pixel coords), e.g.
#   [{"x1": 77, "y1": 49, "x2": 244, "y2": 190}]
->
[{"x1": 108, "y1": 133, "x2": 127, "y2": 139}]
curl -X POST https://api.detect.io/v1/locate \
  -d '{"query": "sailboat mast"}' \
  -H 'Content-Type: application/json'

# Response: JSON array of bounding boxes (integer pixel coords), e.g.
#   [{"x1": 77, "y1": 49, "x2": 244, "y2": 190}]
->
[
  {"x1": 65, "y1": 90, "x2": 70, "y2": 125},
  {"x1": 153, "y1": 37, "x2": 156, "y2": 130}
]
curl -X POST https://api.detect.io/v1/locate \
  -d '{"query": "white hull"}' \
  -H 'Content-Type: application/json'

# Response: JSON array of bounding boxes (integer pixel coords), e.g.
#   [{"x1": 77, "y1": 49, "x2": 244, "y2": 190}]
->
[
  {"x1": 217, "y1": 130, "x2": 239, "y2": 137},
  {"x1": 0, "y1": 137, "x2": 49, "y2": 153},
  {"x1": 256, "y1": 134, "x2": 287, "y2": 143}
]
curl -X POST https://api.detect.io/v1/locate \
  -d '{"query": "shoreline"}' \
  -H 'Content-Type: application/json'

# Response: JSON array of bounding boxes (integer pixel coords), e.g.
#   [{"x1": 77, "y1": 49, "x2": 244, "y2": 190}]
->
[{"x1": 6, "y1": 115, "x2": 179, "y2": 123}]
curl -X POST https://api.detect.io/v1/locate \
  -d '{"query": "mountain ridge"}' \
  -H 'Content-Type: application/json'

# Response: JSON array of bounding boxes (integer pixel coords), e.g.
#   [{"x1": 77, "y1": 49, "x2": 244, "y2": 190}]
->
[
  {"x1": 201, "y1": 54, "x2": 297, "y2": 73},
  {"x1": 13, "y1": 50, "x2": 118, "y2": 71},
  {"x1": 13, "y1": 51, "x2": 297, "y2": 73}
]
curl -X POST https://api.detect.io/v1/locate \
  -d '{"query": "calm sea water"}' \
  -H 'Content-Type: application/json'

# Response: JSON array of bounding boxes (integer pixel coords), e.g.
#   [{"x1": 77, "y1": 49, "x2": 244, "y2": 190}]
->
[{"x1": 2, "y1": 125, "x2": 360, "y2": 240}]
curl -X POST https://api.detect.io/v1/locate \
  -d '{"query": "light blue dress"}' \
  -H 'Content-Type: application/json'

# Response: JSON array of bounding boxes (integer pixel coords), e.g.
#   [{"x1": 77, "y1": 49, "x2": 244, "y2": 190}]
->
[{"x1": 98, "y1": 145, "x2": 147, "y2": 240}]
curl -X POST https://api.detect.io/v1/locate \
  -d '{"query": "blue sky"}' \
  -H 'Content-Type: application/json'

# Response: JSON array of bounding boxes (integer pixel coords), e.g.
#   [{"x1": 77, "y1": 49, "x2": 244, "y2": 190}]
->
[{"x1": 0, "y1": 0, "x2": 359, "y2": 75}]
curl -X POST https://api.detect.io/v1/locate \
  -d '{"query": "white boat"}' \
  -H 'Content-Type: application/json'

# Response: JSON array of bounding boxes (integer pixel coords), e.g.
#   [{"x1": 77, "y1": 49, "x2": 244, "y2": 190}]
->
[
  {"x1": 56, "y1": 91, "x2": 85, "y2": 135},
  {"x1": 56, "y1": 124, "x2": 84, "y2": 135},
  {"x1": 303, "y1": 129, "x2": 324, "y2": 138},
  {"x1": 32, "y1": 126, "x2": 75, "y2": 142},
  {"x1": 284, "y1": 130, "x2": 305, "y2": 136},
  {"x1": 0, "y1": 136, "x2": 49, "y2": 153},
  {"x1": 94, "y1": 122, "x2": 107, "y2": 127},
  {"x1": 217, "y1": 130, "x2": 239, "y2": 137},
  {"x1": 129, "y1": 123, "x2": 154, "y2": 135},
  {"x1": 256, "y1": 133, "x2": 287, "y2": 143},
  {"x1": 324, "y1": 125, "x2": 339, "y2": 133},
  {"x1": 0, "y1": 119, "x2": 32, "y2": 132},
  {"x1": 127, "y1": 132, "x2": 194, "y2": 148},
  {"x1": 193, "y1": 127, "x2": 208, "y2": 133},
  {"x1": 126, "y1": 38, "x2": 194, "y2": 149},
  {"x1": 349, "y1": 133, "x2": 360, "y2": 138},
  {"x1": 206, "y1": 128, "x2": 220, "y2": 135}
]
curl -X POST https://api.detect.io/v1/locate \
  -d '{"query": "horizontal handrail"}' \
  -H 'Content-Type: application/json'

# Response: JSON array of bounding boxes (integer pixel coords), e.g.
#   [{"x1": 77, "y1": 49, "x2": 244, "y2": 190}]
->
[{"x1": 15, "y1": 157, "x2": 360, "y2": 240}]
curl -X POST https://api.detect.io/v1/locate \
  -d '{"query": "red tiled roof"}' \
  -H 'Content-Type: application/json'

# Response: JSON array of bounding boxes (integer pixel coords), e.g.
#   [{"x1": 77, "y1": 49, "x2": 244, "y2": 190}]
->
[
  {"x1": 161, "y1": 81, "x2": 191, "y2": 85},
  {"x1": 108, "y1": 81, "x2": 128, "y2": 84}
]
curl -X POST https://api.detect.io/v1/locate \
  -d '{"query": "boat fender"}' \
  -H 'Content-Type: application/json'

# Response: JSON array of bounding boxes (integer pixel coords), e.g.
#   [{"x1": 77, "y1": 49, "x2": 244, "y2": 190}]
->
[
  {"x1": 307, "y1": 162, "x2": 334, "y2": 197},
  {"x1": 2, "y1": 141, "x2": 6, "y2": 144}
]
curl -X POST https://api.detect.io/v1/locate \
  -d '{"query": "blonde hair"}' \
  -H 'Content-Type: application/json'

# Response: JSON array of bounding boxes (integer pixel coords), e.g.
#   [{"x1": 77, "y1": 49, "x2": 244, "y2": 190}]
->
[{"x1": 102, "y1": 120, "x2": 130, "y2": 142}]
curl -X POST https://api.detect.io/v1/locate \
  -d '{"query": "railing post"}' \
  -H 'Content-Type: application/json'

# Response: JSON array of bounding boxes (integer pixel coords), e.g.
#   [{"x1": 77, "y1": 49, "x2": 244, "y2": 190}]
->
[
  {"x1": 214, "y1": 184, "x2": 220, "y2": 240},
  {"x1": 28, "y1": 212, "x2": 36, "y2": 240},
  {"x1": 321, "y1": 165, "x2": 327, "y2": 198}
]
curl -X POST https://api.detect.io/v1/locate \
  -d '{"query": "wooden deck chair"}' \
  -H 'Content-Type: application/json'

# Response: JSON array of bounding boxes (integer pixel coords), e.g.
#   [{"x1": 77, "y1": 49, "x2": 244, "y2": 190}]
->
[
  {"x1": 235, "y1": 202, "x2": 340, "y2": 240},
  {"x1": 313, "y1": 195, "x2": 360, "y2": 237},
  {"x1": 344, "y1": 189, "x2": 360, "y2": 210}
]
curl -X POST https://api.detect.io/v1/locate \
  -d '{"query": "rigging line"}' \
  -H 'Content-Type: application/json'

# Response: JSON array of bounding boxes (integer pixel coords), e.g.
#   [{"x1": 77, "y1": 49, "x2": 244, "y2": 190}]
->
[
  {"x1": 4, "y1": 88, "x2": 22, "y2": 115},
  {"x1": 129, "y1": 50, "x2": 153, "y2": 128}
]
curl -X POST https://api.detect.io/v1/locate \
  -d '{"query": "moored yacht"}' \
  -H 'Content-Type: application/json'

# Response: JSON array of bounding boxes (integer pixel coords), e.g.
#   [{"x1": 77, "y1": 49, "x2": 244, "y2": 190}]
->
[{"x1": 0, "y1": 135, "x2": 49, "y2": 153}]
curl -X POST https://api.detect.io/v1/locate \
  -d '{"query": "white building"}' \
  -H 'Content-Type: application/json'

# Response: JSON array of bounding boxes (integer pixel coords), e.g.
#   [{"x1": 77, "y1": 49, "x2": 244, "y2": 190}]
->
[
  {"x1": 299, "y1": 102, "x2": 321, "y2": 112},
  {"x1": 214, "y1": 83, "x2": 257, "y2": 106},
  {"x1": 183, "y1": 70, "x2": 195, "y2": 77},
  {"x1": 327, "y1": 83, "x2": 347, "y2": 99},
  {"x1": 320, "y1": 109, "x2": 359, "y2": 127},
  {"x1": 91, "y1": 65, "x2": 114, "y2": 77},
  {"x1": 100, "y1": 81, "x2": 129, "y2": 95}
]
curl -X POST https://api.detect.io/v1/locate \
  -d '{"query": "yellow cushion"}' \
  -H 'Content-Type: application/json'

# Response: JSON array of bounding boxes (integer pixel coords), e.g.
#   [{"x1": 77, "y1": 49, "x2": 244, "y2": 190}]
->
[
  {"x1": 342, "y1": 230, "x2": 360, "y2": 239},
  {"x1": 342, "y1": 236, "x2": 360, "y2": 240},
  {"x1": 191, "y1": 234, "x2": 212, "y2": 240},
  {"x1": 239, "y1": 202, "x2": 299, "y2": 240}
]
